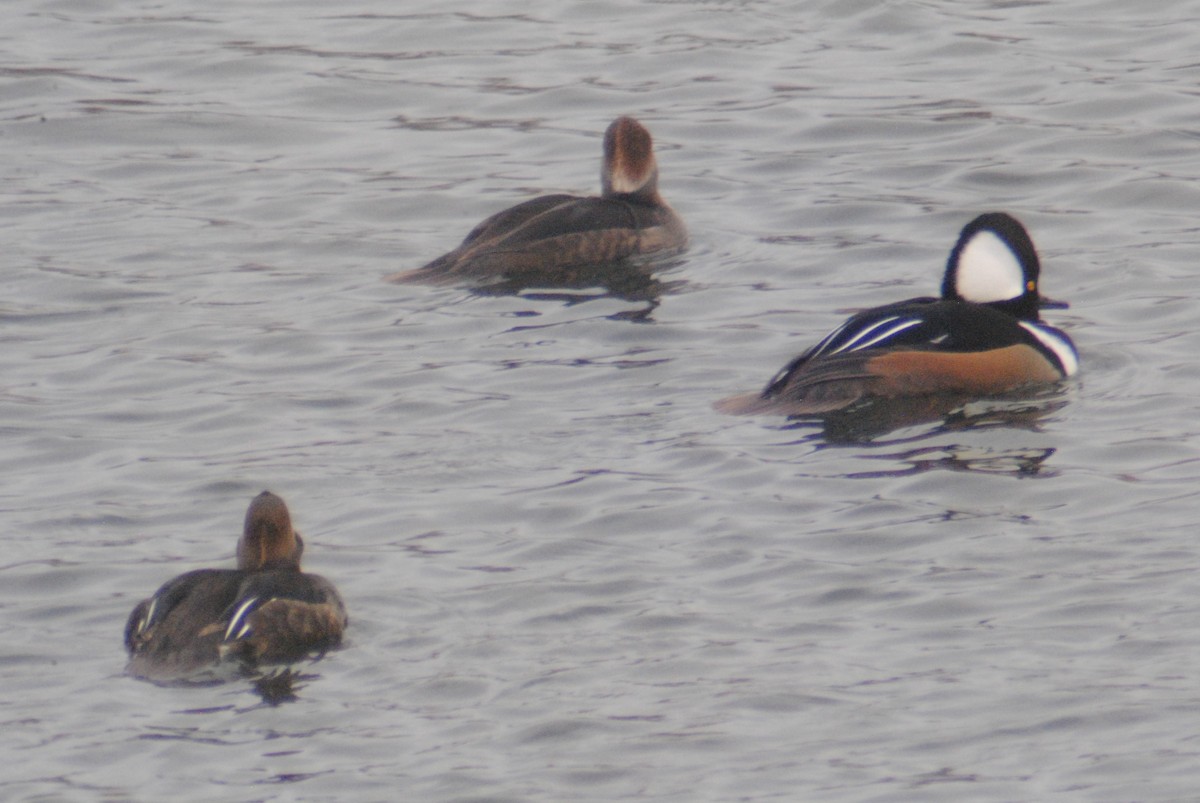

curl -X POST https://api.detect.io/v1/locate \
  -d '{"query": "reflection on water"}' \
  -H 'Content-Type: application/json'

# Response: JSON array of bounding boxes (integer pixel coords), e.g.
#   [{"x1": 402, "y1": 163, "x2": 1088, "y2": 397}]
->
[
  {"x1": 250, "y1": 669, "x2": 306, "y2": 706},
  {"x1": 468, "y1": 254, "x2": 688, "y2": 310},
  {"x1": 126, "y1": 657, "x2": 331, "y2": 707},
  {"x1": 841, "y1": 444, "x2": 1058, "y2": 479},
  {"x1": 805, "y1": 391, "x2": 1072, "y2": 445},
  {"x1": 784, "y1": 393, "x2": 1071, "y2": 477}
]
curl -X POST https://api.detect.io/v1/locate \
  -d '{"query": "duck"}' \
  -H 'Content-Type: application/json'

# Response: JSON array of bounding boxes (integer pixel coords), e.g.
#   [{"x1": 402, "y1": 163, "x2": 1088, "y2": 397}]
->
[
  {"x1": 124, "y1": 491, "x2": 347, "y2": 682},
  {"x1": 717, "y1": 212, "x2": 1079, "y2": 416},
  {"x1": 387, "y1": 116, "x2": 687, "y2": 285}
]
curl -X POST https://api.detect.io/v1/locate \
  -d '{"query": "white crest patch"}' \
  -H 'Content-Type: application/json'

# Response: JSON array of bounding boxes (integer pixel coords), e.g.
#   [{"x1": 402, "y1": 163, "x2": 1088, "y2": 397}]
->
[{"x1": 955, "y1": 229, "x2": 1026, "y2": 303}]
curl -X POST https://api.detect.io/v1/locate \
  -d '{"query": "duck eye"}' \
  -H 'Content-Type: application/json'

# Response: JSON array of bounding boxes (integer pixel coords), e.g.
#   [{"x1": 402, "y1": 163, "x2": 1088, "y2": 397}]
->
[{"x1": 1027, "y1": 280, "x2": 1036, "y2": 292}]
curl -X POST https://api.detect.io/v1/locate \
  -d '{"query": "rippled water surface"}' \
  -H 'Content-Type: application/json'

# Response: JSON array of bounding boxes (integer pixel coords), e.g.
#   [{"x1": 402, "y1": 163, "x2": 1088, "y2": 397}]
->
[{"x1": 5, "y1": 0, "x2": 1200, "y2": 799}]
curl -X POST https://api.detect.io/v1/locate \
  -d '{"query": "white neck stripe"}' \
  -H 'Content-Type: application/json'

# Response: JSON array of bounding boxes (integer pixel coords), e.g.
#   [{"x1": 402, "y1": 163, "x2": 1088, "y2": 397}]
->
[{"x1": 1019, "y1": 321, "x2": 1078, "y2": 376}]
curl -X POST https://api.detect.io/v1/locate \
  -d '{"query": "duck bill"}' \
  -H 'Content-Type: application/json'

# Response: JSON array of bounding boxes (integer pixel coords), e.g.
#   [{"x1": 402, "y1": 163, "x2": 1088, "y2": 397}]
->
[{"x1": 1039, "y1": 295, "x2": 1070, "y2": 310}]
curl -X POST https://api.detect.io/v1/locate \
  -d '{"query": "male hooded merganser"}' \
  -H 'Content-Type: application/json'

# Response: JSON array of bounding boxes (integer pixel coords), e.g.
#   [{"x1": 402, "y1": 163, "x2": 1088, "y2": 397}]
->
[
  {"x1": 387, "y1": 116, "x2": 687, "y2": 285},
  {"x1": 124, "y1": 491, "x2": 347, "y2": 682},
  {"x1": 717, "y1": 213, "x2": 1079, "y2": 416}
]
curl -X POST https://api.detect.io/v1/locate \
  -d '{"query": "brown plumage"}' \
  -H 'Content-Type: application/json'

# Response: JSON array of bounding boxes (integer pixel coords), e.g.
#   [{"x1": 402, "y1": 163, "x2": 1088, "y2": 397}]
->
[
  {"x1": 387, "y1": 116, "x2": 687, "y2": 286},
  {"x1": 124, "y1": 491, "x2": 347, "y2": 682},
  {"x1": 719, "y1": 343, "x2": 1065, "y2": 416}
]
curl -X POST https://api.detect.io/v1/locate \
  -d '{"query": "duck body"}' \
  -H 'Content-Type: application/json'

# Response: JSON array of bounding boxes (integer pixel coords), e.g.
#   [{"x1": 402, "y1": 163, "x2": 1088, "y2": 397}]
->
[
  {"x1": 718, "y1": 213, "x2": 1078, "y2": 416},
  {"x1": 124, "y1": 491, "x2": 347, "y2": 682},
  {"x1": 389, "y1": 116, "x2": 686, "y2": 285}
]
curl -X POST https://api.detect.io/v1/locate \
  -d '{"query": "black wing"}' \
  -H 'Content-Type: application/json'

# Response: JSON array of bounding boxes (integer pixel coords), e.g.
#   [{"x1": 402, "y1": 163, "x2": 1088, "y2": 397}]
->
[{"x1": 764, "y1": 298, "x2": 1040, "y2": 395}]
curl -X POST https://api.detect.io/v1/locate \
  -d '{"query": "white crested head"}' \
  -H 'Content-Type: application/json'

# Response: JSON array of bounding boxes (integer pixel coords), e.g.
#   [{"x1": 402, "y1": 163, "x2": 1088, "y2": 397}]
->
[
  {"x1": 943, "y1": 213, "x2": 1043, "y2": 319},
  {"x1": 952, "y1": 228, "x2": 1028, "y2": 303}
]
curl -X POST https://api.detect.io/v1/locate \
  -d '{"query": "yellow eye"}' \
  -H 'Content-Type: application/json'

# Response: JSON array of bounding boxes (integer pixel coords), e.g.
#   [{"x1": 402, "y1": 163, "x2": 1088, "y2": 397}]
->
[{"x1": 1027, "y1": 280, "x2": 1036, "y2": 292}]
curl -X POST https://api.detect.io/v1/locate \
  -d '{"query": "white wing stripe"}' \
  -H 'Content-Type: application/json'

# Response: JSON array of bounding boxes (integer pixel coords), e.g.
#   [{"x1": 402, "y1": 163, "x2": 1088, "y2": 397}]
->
[
  {"x1": 822, "y1": 316, "x2": 899, "y2": 354},
  {"x1": 830, "y1": 317, "x2": 922, "y2": 354},
  {"x1": 139, "y1": 598, "x2": 158, "y2": 634},
  {"x1": 224, "y1": 596, "x2": 259, "y2": 641},
  {"x1": 808, "y1": 320, "x2": 852, "y2": 358}
]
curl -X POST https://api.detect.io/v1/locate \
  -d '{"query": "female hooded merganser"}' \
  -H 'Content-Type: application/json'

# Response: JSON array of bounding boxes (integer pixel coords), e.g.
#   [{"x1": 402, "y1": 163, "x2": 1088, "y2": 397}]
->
[
  {"x1": 717, "y1": 213, "x2": 1079, "y2": 416},
  {"x1": 124, "y1": 491, "x2": 347, "y2": 682},
  {"x1": 387, "y1": 116, "x2": 687, "y2": 285}
]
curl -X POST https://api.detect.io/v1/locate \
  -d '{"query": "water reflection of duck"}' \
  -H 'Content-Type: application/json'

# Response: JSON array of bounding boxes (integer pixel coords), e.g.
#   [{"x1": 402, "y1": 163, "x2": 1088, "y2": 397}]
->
[
  {"x1": 124, "y1": 491, "x2": 347, "y2": 682},
  {"x1": 388, "y1": 116, "x2": 687, "y2": 287},
  {"x1": 814, "y1": 393, "x2": 1070, "y2": 445},
  {"x1": 718, "y1": 213, "x2": 1079, "y2": 417}
]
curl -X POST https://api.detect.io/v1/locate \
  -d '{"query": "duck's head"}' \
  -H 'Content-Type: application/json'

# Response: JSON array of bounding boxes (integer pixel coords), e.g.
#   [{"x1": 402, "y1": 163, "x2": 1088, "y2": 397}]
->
[
  {"x1": 237, "y1": 491, "x2": 303, "y2": 571},
  {"x1": 942, "y1": 212, "x2": 1051, "y2": 320},
  {"x1": 601, "y1": 116, "x2": 660, "y2": 199}
]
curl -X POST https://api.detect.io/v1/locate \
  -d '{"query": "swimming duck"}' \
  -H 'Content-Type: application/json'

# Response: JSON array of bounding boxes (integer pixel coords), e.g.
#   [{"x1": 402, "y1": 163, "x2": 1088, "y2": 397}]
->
[
  {"x1": 387, "y1": 116, "x2": 687, "y2": 285},
  {"x1": 717, "y1": 212, "x2": 1079, "y2": 416},
  {"x1": 124, "y1": 491, "x2": 347, "y2": 681}
]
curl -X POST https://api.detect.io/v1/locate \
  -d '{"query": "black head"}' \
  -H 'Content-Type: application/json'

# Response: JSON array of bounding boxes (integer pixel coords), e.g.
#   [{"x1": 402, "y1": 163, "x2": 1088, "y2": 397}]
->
[{"x1": 942, "y1": 212, "x2": 1043, "y2": 320}]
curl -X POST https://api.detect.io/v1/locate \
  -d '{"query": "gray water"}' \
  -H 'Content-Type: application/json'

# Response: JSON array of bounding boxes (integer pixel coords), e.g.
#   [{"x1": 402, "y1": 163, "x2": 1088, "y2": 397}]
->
[{"x1": 4, "y1": 0, "x2": 1200, "y2": 800}]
